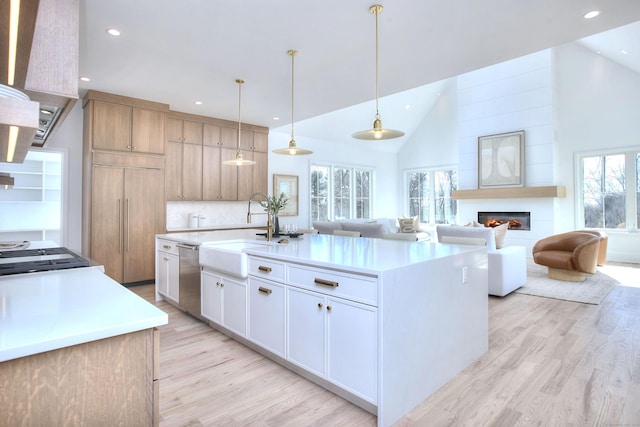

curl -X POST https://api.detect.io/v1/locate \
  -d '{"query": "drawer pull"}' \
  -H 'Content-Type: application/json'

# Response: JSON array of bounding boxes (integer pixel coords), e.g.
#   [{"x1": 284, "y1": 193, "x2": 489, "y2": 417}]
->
[
  {"x1": 258, "y1": 287, "x2": 272, "y2": 295},
  {"x1": 162, "y1": 245, "x2": 171, "y2": 249},
  {"x1": 314, "y1": 278, "x2": 339, "y2": 288},
  {"x1": 258, "y1": 265, "x2": 273, "y2": 273},
  {"x1": 317, "y1": 303, "x2": 323, "y2": 309}
]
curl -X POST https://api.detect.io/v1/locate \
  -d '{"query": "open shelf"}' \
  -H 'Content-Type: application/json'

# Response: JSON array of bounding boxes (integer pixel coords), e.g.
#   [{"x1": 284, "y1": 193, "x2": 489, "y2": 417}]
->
[{"x1": 452, "y1": 185, "x2": 566, "y2": 200}]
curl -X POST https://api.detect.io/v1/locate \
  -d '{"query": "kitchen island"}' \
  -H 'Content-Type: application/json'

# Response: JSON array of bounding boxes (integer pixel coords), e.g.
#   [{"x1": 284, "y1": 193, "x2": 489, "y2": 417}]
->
[
  {"x1": 0, "y1": 266, "x2": 168, "y2": 426},
  {"x1": 157, "y1": 231, "x2": 488, "y2": 427}
]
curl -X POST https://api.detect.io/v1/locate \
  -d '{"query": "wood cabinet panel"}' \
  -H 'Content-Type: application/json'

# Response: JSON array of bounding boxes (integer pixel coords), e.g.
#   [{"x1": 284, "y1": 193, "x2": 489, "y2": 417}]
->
[
  {"x1": 203, "y1": 124, "x2": 221, "y2": 147},
  {"x1": 167, "y1": 117, "x2": 203, "y2": 144},
  {"x1": 0, "y1": 329, "x2": 158, "y2": 426},
  {"x1": 91, "y1": 101, "x2": 132, "y2": 152},
  {"x1": 165, "y1": 141, "x2": 183, "y2": 201},
  {"x1": 182, "y1": 142, "x2": 203, "y2": 200},
  {"x1": 252, "y1": 131, "x2": 269, "y2": 152},
  {"x1": 238, "y1": 150, "x2": 268, "y2": 201},
  {"x1": 132, "y1": 107, "x2": 165, "y2": 155}
]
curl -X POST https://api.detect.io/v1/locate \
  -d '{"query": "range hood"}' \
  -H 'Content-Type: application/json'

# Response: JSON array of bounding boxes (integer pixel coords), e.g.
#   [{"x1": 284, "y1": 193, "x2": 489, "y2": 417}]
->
[{"x1": 0, "y1": 0, "x2": 79, "y2": 163}]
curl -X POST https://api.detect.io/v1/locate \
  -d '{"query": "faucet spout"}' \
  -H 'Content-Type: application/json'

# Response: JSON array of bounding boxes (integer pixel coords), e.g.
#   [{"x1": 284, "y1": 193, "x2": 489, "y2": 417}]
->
[{"x1": 247, "y1": 192, "x2": 272, "y2": 241}]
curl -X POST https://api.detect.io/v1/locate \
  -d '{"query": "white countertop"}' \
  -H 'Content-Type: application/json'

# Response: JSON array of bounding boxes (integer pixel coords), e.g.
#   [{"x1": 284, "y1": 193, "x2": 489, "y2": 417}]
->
[
  {"x1": 242, "y1": 234, "x2": 486, "y2": 275},
  {"x1": 157, "y1": 228, "x2": 268, "y2": 245},
  {"x1": 0, "y1": 267, "x2": 168, "y2": 362}
]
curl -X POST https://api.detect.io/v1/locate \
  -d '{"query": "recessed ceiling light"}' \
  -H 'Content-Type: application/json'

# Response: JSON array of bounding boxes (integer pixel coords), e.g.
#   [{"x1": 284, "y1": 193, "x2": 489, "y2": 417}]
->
[
  {"x1": 621, "y1": 50, "x2": 628, "y2": 55},
  {"x1": 80, "y1": 76, "x2": 90, "y2": 82},
  {"x1": 405, "y1": 105, "x2": 411, "y2": 110},
  {"x1": 194, "y1": 101, "x2": 202, "y2": 105},
  {"x1": 273, "y1": 117, "x2": 280, "y2": 121},
  {"x1": 107, "y1": 28, "x2": 121, "y2": 36},
  {"x1": 584, "y1": 10, "x2": 600, "y2": 19}
]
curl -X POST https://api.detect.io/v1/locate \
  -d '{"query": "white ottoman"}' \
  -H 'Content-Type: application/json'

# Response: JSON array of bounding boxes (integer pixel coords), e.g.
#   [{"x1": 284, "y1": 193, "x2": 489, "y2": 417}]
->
[{"x1": 488, "y1": 246, "x2": 527, "y2": 296}]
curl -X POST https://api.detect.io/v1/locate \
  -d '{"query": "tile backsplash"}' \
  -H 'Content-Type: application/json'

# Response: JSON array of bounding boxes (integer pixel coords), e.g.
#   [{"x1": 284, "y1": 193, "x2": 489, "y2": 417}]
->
[{"x1": 167, "y1": 201, "x2": 269, "y2": 230}]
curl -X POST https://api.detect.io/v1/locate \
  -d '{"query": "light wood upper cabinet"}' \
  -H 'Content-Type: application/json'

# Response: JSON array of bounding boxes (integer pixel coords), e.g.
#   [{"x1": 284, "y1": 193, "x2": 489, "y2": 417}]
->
[
  {"x1": 203, "y1": 124, "x2": 221, "y2": 147},
  {"x1": 88, "y1": 98, "x2": 166, "y2": 155},
  {"x1": 132, "y1": 107, "x2": 165, "y2": 155},
  {"x1": 167, "y1": 118, "x2": 203, "y2": 145},
  {"x1": 203, "y1": 145, "x2": 238, "y2": 201},
  {"x1": 250, "y1": 131, "x2": 269, "y2": 152},
  {"x1": 165, "y1": 141, "x2": 203, "y2": 201},
  {"x1": 91, "y1": 101, "x2": 132, "y2": 152},
  {"x1": 238, "y1": 149, "x2": 267, "y2": 201}
]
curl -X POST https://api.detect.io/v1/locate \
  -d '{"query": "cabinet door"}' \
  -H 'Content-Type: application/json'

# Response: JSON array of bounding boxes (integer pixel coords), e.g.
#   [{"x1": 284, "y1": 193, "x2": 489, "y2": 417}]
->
[
  {"x1": 166, "y1": 253, "x2": 179, "y2": 302},
  {"x1": 166, "y1": 118, "x2": 184, "y2": 143},
  {"x1": 202, "y1": 145, "x2": 221, "y2": 200},
  {"x1": 220, "y1": 126, "x2": 237, "y2": 149},
  {"x1": 326, "y1": 297, "x2": 377, "y2": 403},
  {"x1": 182, "y1": 121, "x2": 203, "y2": 145},
  {"x1": 203, "y1": 124, "x2": 221, "y2": 147},
  {"x1": 202, "y1": 270, "x2": 223, "y2": 324},
  {"x1": 165, "y1": 141, "x2": 183, "y2": 200},
  {"x1": 220, "y1": 148, "x2": 239, "y2": 200},
  {"x1": 252, "y1": 132, "x2": 268, "y2": 152},
  {"x1": 237, "y1": 150, "x2": 267, "y2": 201},
  {"x1": 132, "y1": 108, "x2": 165, "y2": 155},
  {"x1": 123, "y1": 168, "x2": 165, "y2": 283},
  {"x1": 92, "y1": 101, "x2": 131, "y2": 152},
  {"x1": 91, "y1": 166, "x2": 125, "y2": 283},
  {"x1": 287, "y1": 287, "x2": 325, "y2": 377},
  {"x1": 181, "y1": 142, "x2": 203, "y2": 201},
  {"x1": 248, "y1": 278, "x2": 285, "y2": 357},
  {"x1": 156, "y1": 250, "x2": 169, "y2": 296},
  {"x1": 222, "y1": 275, "x2": 247, "y2": 337}
]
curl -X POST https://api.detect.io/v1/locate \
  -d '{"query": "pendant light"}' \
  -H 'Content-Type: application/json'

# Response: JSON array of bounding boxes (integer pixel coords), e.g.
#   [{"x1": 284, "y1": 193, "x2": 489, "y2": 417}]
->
[
  {"x1": 273, "y1": 49, "x2": 313, "y2": 155},
  {"x1": 223, "y1": 79, "x2": 256, "y2": 166},
  {"x1": 352, "y1": 4, "x2": 404, "y2": 140}
]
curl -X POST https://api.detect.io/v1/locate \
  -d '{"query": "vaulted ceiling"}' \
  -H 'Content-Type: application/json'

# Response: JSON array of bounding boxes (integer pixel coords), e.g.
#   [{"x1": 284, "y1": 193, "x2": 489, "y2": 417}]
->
[{"x1": 79, "y1": 1, "x2": 640, "y2": 148}]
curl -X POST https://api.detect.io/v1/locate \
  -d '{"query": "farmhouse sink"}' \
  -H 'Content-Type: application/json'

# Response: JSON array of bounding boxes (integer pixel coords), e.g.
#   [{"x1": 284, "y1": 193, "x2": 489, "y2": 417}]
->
[{"x1": 199, "y1": 240, "x2": 272, "y2": 278}]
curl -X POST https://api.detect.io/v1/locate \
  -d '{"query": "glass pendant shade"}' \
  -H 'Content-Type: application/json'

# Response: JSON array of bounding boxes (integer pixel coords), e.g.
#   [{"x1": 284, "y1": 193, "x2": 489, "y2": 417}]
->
[
  {"x1": 352, "y1": 4, "x2": 404, "y2": 141},
  {"x1": 223, "y1": 79, "x2": 256, "y2": 166},
  {"x1": 273, "y1": 49, "x2": 313, "y2": 155}
]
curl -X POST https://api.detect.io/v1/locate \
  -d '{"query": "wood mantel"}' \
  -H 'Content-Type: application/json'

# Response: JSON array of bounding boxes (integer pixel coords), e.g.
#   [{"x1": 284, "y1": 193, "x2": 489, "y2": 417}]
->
[{"x1": 452, "y1": 185, "x2": 566, "y2": 200}]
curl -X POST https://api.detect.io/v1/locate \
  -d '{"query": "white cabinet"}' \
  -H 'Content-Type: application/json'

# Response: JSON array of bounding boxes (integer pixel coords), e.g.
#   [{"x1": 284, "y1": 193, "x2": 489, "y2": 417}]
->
[
  {"x1": 286, "y1": 285, "x2": 377, "y2": 403},
  {"x1": 201, "y1": 269, "x2": 247, "y2": 337},
  {"x1": 155, "y1": 239, "x2": 179, "y2": 303},
  {"x1": 247, "y1": 277, "x2": 286, "y2": 357}
]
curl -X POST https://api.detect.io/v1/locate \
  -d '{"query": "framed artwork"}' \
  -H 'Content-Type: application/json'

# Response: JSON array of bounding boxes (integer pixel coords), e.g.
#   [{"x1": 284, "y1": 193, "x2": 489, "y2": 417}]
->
[
  {"x1": 478, "y1": 130, "x2": 525, "y2": 188},
  {"x1": 273, "y1": 174, "x2": 298, "y2": 216}
]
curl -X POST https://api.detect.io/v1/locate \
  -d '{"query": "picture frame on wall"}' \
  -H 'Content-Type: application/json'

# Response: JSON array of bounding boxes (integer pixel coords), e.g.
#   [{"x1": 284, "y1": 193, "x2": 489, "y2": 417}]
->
[
  {"x1": 478, "y1": 130, "x2": 525, "y2": 188},
  {"x1": 273, "y1": 174, "x2": 298, "y2": 216}
]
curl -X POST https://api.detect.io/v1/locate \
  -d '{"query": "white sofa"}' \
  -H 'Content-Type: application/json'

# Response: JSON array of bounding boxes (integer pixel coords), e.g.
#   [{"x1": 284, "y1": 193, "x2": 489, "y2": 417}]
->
[
  {"x1": 311, "y1": 218, "x2": 430, "y2": 241},
  {"x1": 435, "y1": 225, "x2": 526, "y2": 297}
]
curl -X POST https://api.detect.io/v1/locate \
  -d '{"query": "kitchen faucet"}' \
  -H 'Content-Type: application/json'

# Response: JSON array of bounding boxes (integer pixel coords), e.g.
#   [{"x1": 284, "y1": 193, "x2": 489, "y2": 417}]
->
[{"x1": 247, "y1": 192, "x2": 273, "y2": 241}]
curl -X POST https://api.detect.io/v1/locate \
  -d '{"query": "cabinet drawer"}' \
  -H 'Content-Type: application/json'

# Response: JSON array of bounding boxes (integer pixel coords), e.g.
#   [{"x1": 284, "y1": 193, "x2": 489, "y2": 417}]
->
[
  {"x1": 156, "y1": 239, "x2": 179, "y2": 255},
  {"x1": 248, "y1": 256, "x2": 286, "y2": 283},
  {"x1": 287, "y1": 265, "x2": 377, "y2": 306}
]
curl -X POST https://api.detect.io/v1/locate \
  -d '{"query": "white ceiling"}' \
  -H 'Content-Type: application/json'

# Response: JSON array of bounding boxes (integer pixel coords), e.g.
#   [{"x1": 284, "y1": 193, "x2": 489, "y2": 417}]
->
[{"x1": 79, "y1": 1, "x2": 640, "y2": 150}]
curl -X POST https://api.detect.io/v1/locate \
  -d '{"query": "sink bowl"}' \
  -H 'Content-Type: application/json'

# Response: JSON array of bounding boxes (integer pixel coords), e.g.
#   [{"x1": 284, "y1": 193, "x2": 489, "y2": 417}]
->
[{"x1": 199, "y1": 240, "x2": 271, "y2": 278}]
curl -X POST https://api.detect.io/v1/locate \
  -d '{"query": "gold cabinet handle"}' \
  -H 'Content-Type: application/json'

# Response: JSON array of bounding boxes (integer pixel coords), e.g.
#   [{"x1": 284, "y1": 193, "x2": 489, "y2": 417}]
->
[
  {"x1": 258, "y1": 287, "x2": 272, "y2": 295},
  {"x1": 326, "y1": 306, "x2": 332, "y2": 311},
  {"x1": 317, "y1": 303, "x2": 323, "y2": 309},
  {"x1": 314, "y1": 278, "x2": 339, "y2": 288},
  {"x1": 163, "y1": 245, "x2": 171, "y2": 249},
  {"x1": 258, "y1": 266, "x2": 272, "y2": 273},
  {"x1": 118, "y1": 199, "x2": 123, "y2": 254},
  {"x1": 126, "y1": 198, "x2": 130, "y2": 252}
]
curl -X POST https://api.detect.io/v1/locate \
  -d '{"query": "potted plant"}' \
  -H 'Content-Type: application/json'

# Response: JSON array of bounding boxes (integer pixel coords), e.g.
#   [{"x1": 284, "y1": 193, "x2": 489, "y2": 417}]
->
[{"x1": 259, "y1": 192, "x2": 288, "y2": 233}]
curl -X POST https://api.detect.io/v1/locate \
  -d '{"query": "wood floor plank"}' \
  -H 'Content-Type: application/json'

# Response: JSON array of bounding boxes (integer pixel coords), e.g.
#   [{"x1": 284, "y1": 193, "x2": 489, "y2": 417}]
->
[{"x1": 128, "y1": 263, "x2": 640, "y2": 426}]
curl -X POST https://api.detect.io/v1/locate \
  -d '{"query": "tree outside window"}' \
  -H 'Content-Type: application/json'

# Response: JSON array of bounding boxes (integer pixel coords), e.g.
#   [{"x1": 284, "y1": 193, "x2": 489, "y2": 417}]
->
[
  {"x1": 407, "y1": 168, "x2": 457, "y2": 224},
  {"x1": 310, "y1": 164, "x2": 373, "y2": 222}
]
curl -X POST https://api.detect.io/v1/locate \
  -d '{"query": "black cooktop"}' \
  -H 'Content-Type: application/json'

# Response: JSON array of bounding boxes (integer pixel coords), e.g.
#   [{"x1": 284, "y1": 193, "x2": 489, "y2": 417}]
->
[{"x1": 0, "y1": 247, "x2": 91, "y2": 276}]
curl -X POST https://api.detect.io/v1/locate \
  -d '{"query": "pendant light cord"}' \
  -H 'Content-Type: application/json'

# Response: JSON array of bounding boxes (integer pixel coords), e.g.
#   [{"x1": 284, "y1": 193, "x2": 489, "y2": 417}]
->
[
  {"x1": 374, "y1": 5, "x2": 380, "y2": 119},
  {"x1": 291, "y1": 51, "x2": 295, "y2": 139},
  {"x1": 236, "y1": 79, "x2": 243, "y2": 151}
]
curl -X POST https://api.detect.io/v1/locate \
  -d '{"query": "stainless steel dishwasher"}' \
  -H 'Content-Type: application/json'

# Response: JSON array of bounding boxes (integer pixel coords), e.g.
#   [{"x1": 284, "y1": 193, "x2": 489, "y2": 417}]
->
[{"x1": 177, "y1": 242, "x2": 201, "y2": 319}]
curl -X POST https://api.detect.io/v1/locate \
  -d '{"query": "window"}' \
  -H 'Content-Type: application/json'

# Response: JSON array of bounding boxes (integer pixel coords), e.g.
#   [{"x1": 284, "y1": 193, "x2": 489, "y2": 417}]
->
[
  {"x1": 406, "y1": 167, "x2": 457, "y2": 224},
  {"x1": 579, "y1": 150, "x2": 639, "y2": 230},
  {"x1": 310, "y1": 164, "x2": 373, "y2": 221},
  {"x1": 0, "y1": 150, "x2": 63, "y2": 243}
]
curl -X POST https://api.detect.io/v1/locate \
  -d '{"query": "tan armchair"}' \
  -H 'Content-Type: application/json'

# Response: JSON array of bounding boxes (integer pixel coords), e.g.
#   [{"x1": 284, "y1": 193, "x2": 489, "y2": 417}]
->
[
  {"x1": 576, "y1": 230, "x2": 608, "y2": 266},
  {"x1": 532, "y1": 231, "x2": 601, "y2": 281}
]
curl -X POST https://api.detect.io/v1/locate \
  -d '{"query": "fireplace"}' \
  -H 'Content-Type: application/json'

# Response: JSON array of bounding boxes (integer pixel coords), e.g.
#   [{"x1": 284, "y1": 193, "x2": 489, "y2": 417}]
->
[{"x1": 478, "y1": 211, "x2": 531, "y2": 231}]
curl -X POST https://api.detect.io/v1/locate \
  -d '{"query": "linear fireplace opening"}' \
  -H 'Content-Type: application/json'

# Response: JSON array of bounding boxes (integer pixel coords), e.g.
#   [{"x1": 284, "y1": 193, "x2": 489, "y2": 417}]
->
[{"x1": 478, "y1": 211, "x2": 531, "y2": 231}]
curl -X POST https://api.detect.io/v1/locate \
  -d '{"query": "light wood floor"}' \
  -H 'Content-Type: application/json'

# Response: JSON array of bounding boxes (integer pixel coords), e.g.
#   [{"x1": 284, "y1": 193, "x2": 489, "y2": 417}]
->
[{"x1": 130, "y1": 263, "x2": 640, "y2": 426}]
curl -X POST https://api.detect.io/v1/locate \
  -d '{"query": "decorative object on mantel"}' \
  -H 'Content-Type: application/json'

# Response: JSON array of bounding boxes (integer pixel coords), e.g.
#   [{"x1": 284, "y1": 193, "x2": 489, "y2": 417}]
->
[
  {"x1": 273, "y1": 174, "x2": 298, "y2": 216},
  {"x1": 478, "y1": 130, "x2": 525, "y2": 188},
  {"x1": 273, "y1": 50, "x2": 313, "y2": 155},
  {"x1": 452, "y1": 185, "x2": 566, "y2": 200},
  {"x1": 222, "y1": 79, "x2": 256, "y2": 166},
  {"x1": 259, "y1": 192, "x2": 288, "y2": 233},
  {"x1": 352, "y1": 4, "x2": 404, "y2": 141}
]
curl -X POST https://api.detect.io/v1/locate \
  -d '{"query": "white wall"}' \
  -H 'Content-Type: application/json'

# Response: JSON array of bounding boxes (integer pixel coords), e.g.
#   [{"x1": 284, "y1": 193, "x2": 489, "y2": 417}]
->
[
  {"x1": 44, "y1": 100, "x2": 84, "y2": 252},
  {"x1": 554, "y1": 42, "x2": 640, "y2": 262}
]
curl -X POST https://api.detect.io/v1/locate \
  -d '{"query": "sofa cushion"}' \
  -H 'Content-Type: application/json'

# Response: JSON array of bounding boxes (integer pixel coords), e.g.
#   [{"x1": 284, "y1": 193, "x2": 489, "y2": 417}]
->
[
  {"x1": 493, "y1": 223, "x2": 509, "y2": 249},
  {"x1": 313, "y1": 221, "x2": 343, "y2": 235},
  {"x1": 342, "y1": 222, "x2": 385, "y2": 238}
]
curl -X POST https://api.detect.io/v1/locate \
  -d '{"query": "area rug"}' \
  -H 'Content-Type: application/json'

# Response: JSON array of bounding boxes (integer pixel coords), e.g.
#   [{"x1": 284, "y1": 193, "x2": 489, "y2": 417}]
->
[{"x1": 513, "y1": 260, "x2": 618, "y2": 304}]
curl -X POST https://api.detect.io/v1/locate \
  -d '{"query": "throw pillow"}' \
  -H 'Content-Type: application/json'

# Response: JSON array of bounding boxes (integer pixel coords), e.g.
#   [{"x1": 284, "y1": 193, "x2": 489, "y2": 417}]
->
[
  {"x1": 493, "y1": 223, "x2": 509, "y2": 249},
  {"x1": 398, "y1": 217, "x2": 416, "y2": 233}
]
